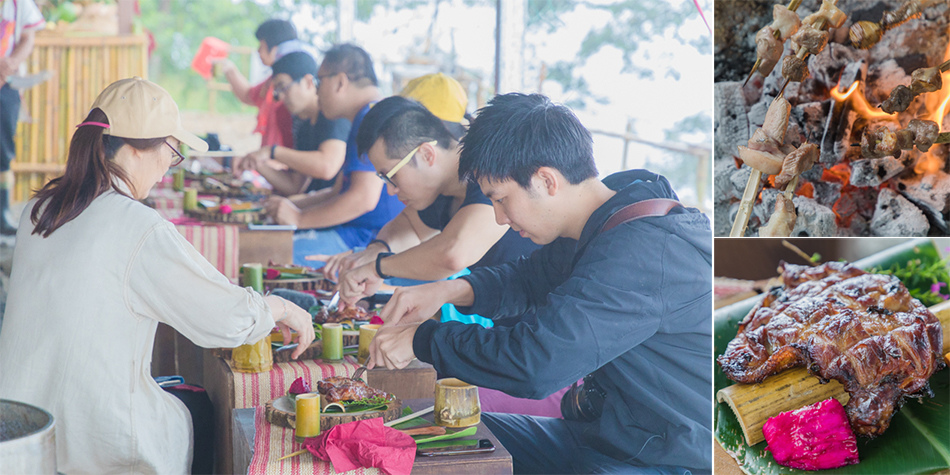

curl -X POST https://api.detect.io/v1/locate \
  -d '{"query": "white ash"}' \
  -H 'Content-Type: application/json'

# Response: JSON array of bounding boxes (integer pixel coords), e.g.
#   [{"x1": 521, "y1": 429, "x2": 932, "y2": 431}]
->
[
  {"x1": 714, "y1": 163, "x2": 739, "y2": 204},
  {"x1": 850, "y1": 157, "x2": 906, "y2": 187},
  {"x1": 790, "y1": 196, "x2": 837, "y2": 237},
  {"x1": 870, "y1": 188, "x2": 930, "y2": 236},
  {"x1": 896, "y1": 170, "x2": 950, "y2": 214},
  {"x1": 714, "y1": 202, "x2": 738, "y2": 237},
  {"x1": 729, "y1": 167, "x2": 754, "y2": 200},
  {"x1": 791, "y1": 101, "x2": 827, "y2": 145},
  {"x1": 714, "y1": 82, "x2": 750, "y2": 162}
]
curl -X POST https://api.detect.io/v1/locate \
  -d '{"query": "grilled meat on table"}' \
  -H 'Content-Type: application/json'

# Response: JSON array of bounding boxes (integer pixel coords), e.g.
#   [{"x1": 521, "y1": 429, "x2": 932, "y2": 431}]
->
[
  {"x1": 717, "y1": 261, "x2": 945, "y2": 437},
  {"x1": 317, "y1": 376, "x2": 387, "y2": 403}
]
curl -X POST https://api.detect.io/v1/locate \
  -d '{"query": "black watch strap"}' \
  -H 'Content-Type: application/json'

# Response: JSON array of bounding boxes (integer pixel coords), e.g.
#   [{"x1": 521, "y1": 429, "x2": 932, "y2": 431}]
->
[{"x1": 375, "y1": 252, "x2": 395, "y2": 279}]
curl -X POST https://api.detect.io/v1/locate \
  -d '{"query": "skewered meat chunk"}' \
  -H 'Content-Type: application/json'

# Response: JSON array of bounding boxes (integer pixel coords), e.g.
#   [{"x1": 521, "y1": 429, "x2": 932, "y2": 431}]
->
[
  {"x1": 775, "y1": 143, "x2": 819, "y2": 189},
  {"x1": 910, "y1": 65, "x2": 943, "y2": 95},
  {"x1": 803, "y1": 0, "x2": 847, "y2": 30},
  {"x1": 717, "y1": 261, "x2": 945, "y2": 437},
  {"x1": 791, "y1": 23, "x2": 828, "y2": 55},
  {"x1": 881, "y1": 85, "x2": 914, "y2": 114},
  {"x1": 882, "y1": 0, "x2": 922, "y2": 29},
  {"x1": 907, "y1": 118, "x2": 939, "y2": 152},
  {"x1": 317, "y1": 376, "x2": 387, "y2": 403},
  {"x1": 758, "y1": 194, "x2": 796, "y2": 237},
  {"x1": 862, "y1": 126, "x2": 902, "y2": 158},
  {"x1": 755, "y1": 26, "x2": 784, "y2": 77},
  {"x1": 781, "y1": 55, "x2": 809, "y2": 83},
  {"x1": 738, "y1": 96, "x2": 792, "y2": 175},
  {"x1": 770, "y1": 4, "x2": 802, "y2": 40}
]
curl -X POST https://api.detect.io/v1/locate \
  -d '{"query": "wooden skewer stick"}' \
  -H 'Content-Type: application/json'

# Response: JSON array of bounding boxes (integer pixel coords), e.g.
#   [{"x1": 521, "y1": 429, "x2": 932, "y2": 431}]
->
[
  {"x1": 278, "y1": 448, "x2": 310, "y2": 461},
  {"x1": 781, "y1": 237, "x2": 817, "y2": 266},
  {"x1": 730, "y1": 169, "x2": 764, "y2": 237}
]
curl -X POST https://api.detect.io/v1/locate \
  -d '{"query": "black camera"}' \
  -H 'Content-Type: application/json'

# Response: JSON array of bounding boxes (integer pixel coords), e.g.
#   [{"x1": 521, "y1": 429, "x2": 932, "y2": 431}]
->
[{"x1": 560, "y1": 374, "x2": 607, "y2": 422}]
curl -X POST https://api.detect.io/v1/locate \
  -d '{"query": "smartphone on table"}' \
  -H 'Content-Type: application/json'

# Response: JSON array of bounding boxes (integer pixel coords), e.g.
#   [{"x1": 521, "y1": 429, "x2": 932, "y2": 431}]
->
[{"x1": 416, "y1": 439, "x2": 495, "y2": 456}]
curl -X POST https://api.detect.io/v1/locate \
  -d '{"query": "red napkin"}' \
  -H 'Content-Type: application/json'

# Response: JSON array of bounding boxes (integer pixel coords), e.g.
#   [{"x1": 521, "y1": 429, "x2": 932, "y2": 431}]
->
[{"x1": 304, "y1": 418, "x2": 416, "y2": 475}]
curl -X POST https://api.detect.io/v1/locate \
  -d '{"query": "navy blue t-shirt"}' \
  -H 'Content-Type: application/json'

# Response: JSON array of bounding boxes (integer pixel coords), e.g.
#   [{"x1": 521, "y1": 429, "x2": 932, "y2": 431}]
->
[
  {"x1": 334, "y1": 104, "x2": 405, "y2": 248},
  {"x1": 417, "y1": 181, "x2": 540, "y2": 268},
  {"x1": 291, "y1": 113, "x2": 350, "y2": 193}
]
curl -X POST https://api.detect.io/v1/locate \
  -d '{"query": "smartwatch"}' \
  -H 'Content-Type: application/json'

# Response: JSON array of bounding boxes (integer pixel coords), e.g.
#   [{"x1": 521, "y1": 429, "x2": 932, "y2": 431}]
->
[{"x1": 375, "y1": 252, "x2": 394, "y2": 279}]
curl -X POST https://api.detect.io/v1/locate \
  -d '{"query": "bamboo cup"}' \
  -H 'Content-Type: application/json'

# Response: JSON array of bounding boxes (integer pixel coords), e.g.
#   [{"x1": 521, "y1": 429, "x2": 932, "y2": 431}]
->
[
  {"x1": 231, "y1": 264, "x2": 272, "y2": 373},
  {"x1": 295, "y1": 393, "x2": 321, "y2": 442},
  {"x1": 357, "y1": 324, "x2": 380, "y2": 365},
  {"x1": 183, "y1": 188, "x2": 198, "y2": 211},
  {"x1": 322, "y1": 323, "x2": 343, "y2": 361},
  {"x1": 434, "y1": 378, "x2": 481, "y2": 427}
]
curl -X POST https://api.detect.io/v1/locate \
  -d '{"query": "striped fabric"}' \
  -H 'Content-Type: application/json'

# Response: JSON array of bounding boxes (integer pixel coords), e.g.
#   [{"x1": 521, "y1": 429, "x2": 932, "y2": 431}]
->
[
  {"x1": 248, "y1": 406, "x2": 381, "y2": 475},
  {"x1": 174, "y1": 223, "x2": 240, "y2": 282},
  {"x1": 232, "y1": 356, "x2": 363, "y2": 409}
]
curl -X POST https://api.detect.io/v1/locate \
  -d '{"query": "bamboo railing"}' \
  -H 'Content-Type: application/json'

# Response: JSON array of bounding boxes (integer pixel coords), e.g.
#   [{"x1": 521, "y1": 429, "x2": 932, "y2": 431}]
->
[{"x1": 12, "y1": 34, "x2": 148, "y2": 202}]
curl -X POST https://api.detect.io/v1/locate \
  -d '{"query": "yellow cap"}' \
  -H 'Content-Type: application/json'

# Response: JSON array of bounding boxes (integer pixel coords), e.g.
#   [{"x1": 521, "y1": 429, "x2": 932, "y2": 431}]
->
[
  {"x1": 399, "y1": 73, "x2": 468, "y2": 123},
  {"x1": 91, "y1": 77, "x2": 209, "y2": 152}
]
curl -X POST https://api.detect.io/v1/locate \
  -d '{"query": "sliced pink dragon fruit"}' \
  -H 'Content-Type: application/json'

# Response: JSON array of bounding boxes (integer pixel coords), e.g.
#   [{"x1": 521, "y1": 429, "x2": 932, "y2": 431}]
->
[
  {"x1": 288, "y1": 377, "x2": 311, "y2": 395},
  {"x1": 763, "y1": 398, "x2": 859, "y2": 471}
]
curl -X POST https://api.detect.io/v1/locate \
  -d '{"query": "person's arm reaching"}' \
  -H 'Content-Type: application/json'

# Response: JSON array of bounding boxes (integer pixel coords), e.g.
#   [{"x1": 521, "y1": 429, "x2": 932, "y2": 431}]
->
[
  {"x1": 0, "y1": 28, "x2": 37, "y2": 83},
  {"x1": 323, "y1": 209, "x2": 423, "y2": 280},
  {"x1": 265, "y1": 170, "x2": 383, "y2": 228},
  {"x1": 338, "y1": 204, "x2": 508, "y2": 304},
  {"x1": 272, "y1": 139, "x2": 346, "y2": 181},
  {"x1": 215, "y1": 60, "x2": 255, "y2": 105}
]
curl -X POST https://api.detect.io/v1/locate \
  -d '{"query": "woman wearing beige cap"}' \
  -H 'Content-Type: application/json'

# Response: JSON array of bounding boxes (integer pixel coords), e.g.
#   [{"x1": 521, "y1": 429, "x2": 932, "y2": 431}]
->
[{"x1": 0, "y1": 77, "x2": 314, "y2": 473}]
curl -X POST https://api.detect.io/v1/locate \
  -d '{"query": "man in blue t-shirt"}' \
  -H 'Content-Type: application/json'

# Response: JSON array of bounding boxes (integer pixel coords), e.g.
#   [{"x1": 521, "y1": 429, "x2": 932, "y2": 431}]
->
[
  {"x1": 233, "y1": 51, "x2": 349, "y2": 197},
  {"x1": 329, "y1": 96, "x2": 539, "y2": 305},
  {"x1": 264, "y1": 44, "x2": 403, "y2": 265}
]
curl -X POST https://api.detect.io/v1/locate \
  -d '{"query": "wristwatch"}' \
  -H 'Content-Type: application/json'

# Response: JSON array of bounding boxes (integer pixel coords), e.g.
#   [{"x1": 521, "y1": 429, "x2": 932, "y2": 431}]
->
[{"x1": 375, "y1": 252, "x2": 394, "y2": 279}]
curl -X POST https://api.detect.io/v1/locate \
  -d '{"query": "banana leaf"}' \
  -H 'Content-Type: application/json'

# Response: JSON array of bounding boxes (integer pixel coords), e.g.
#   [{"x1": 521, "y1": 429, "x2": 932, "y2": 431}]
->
[{"x1": 715, "y1": 239, "x2": 950, "y2": 474}]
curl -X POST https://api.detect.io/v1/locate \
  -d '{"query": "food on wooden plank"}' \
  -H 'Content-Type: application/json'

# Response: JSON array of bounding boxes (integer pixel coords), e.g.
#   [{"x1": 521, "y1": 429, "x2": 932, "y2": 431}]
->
[
  {"x1": 718, "y1": 261, "x2": 945, "y2": 437},
  {"x1": 317, "y1": 376, "x2": 388, "y2": 403}
]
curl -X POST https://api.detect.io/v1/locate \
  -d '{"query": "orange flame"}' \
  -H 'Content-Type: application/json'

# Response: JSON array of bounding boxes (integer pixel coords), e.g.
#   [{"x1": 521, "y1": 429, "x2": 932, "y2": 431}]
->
[
  {"x1": 914, "y1": 41, "x2": 950, "y2": 175},
  {"x1": 830, "y1": 79, "x2": 897, "y2": 121}
]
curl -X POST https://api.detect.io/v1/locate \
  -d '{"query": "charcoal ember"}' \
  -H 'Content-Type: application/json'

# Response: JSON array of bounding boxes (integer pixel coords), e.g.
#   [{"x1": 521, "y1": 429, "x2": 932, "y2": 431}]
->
[
  {"x1": 870, "y1": 188, "x2": 929, "y2": 236},
  {"x1": 790, "y1": 196, "x2": 836, "y2": 237},
  {"x1": 801, "y1": 162, "x2": 824, "y2": 184},
  {"x1": 850, "y1": 157, "x2": 906, "y2": 187},
  {"x1": 714, "y1": 82, "x2": 750, "y2": 163},
  {"x1": 809, "y1": 44, "x2": 866, "y2": 88},
  {"x1": 813, "y1": 181, "x2": 842, "y2": 208},
  {"x1": 840, "y1": 214, "x2": 870, "y2": 237},
  {"x1": 763, "y1": 398, "x2": 859, "y2": 471},
  {"x1": 868, "y1": 59, "x2": 910, "y2": 105},
  {"x1": 714, "y1": 202, "x2": 740, "y2": 237},
  {"x1": 897, "y1": 171, "x2": 950, "y2": 233},
  {"x1": 746, "y1": 100, "x2": 770, "y2": 137},
  {"x1": 792, "y1": 102, "x2": 826, "y2": 144}
]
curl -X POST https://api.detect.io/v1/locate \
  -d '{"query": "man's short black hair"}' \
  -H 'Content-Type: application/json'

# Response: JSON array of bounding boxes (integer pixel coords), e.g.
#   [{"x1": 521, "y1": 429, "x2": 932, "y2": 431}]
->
[
  {"x1": 458, "y1": 93, "x2": 597, "y2": 188},
  {"x1": 321, "y1": 43, "x2": 378, "y2": 87},
  {"x1": 271, "y1": 52, "x2": 317, "y2": 82},
  {"x1": 357, "y1": 96, "x2": 455, "y2": 161},
  {"x1": 255, "y1": 19, "x2": 297, "y2": 49}
]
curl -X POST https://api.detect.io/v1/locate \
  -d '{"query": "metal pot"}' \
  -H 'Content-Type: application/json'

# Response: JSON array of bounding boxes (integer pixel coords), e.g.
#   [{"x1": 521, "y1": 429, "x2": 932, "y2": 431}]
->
[{"x1": 0, "y1": 399, "x2": 57, "y2": 474}]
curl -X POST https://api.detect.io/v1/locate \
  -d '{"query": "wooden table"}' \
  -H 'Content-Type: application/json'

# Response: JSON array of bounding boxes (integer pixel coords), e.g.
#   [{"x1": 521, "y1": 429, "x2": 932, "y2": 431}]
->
[
  {"x1": 234, "y1": 398, "x2": 513, "y2": 474},
  {"x1": 205, "y1": 354, "x2": 437, "y2": 474}
]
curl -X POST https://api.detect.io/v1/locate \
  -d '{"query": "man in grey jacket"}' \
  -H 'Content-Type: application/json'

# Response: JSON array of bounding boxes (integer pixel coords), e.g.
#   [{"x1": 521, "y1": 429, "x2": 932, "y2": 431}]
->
[{"x1": 368, "y1": 93, "x2": 712, "y2": 473}]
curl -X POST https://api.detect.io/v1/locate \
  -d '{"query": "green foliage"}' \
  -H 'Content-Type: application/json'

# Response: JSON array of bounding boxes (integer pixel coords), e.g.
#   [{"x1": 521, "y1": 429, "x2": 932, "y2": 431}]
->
[{"x1": 871, "y1": 256, "x2": 950, "y2": 307}]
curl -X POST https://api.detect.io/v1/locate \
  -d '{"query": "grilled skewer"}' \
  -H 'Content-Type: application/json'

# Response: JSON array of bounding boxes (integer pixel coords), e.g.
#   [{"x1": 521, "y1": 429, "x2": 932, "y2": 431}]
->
[
  {"x1": 850, "y1": 0, "x2": 944, "y2": 50},
  {"x1": 776, "y1": 0, "x2": 847, "y2": 97},
  {"x1": 744, "y1": 0, "x2": 804, "y2": 86},
  {"x1": 880, "y1": 59, "x2": 950, "y2": 114},
  {"x1": 860, "y1": 119, "x2": 943, "y2": 158}
]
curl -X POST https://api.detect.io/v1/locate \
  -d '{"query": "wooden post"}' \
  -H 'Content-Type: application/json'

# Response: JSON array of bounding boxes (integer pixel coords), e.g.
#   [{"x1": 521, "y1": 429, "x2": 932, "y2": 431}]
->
[
  {"x1": 117, "y1": 0, "x2": 134, "y2": 36},
  {"x1": 494, "y1": 0, "x2": 525, "y2": 94}
]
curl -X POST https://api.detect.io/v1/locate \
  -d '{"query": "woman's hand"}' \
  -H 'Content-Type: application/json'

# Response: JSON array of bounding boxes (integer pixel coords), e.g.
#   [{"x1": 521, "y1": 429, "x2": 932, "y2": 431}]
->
[{"x1": 270, "y1": 297, "x2": 315, "y2": 360}]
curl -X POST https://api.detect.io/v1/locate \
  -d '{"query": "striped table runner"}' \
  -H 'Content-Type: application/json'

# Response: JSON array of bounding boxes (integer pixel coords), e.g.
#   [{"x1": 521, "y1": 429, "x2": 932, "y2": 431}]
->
[
  {"x1": 248, "y1": 406, "x2": 381, "y2": 475},
  {"x1": 174, "y1": 223, "x2": 240, "y2": 281},
  {"x1": 233, "y1": 356, "x2": 363, "y2": 409}
]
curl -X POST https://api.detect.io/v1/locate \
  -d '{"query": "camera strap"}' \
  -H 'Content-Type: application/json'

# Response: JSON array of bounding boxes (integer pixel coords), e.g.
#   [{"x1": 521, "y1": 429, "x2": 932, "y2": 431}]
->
[{"x1": 601, "y1": 198, "x2": 682, "y2": 233}]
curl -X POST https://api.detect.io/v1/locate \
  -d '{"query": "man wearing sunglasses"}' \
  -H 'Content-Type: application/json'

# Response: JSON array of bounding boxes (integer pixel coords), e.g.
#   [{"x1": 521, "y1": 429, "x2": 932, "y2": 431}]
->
[
  {"x1": 332, "y1": 96, "x2": 538, "y2": 315},
  {"x1": 232, "y1": 51, "x2": 349, "y2": 197},
  {"x1": 264, "y1": 44, "x2": 403, "y2": 265}
]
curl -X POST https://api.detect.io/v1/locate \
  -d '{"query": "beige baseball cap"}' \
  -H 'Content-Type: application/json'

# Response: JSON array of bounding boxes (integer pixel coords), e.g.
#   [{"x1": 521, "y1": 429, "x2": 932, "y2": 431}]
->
[{"x1": 90, "y1": 77, "x2": 209, "y2": 152}]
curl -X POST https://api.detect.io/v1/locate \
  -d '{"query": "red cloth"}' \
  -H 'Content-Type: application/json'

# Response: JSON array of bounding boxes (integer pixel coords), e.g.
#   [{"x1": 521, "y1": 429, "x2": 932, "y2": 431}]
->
[
  {"x1": 248, "y1": 80, "x2": 294, "y2": 148},
  {"x1": 304, "y1": 419, "x2": 416, "y2": 475}
]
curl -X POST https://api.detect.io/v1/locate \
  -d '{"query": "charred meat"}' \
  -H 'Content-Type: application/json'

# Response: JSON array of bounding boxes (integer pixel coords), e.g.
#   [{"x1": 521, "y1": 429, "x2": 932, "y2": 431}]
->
[
  {"x1": 317, "y1": 376, "x2": 388, "y2": 403},
  {"x1": 718, "y1": 261, "x2": 944, "y2": 437},
  {"x1": 315, "y1": 305, "x2": 370, "y2": 324}
]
